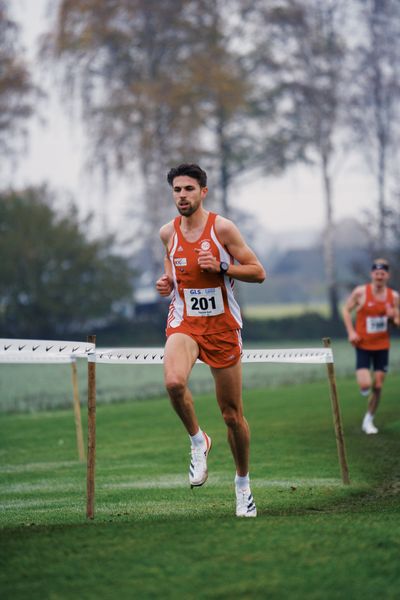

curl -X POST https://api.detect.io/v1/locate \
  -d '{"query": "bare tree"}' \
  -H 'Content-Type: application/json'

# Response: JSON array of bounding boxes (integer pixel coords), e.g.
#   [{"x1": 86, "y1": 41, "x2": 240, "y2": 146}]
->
[
  {"x1": 348, "y1": 0, "x2": 400, "y2": 250},
  {"x1": 247, "y1": 0, "x2": 349, "y2": 323},
  {"x1": 0, "y1": 0, "x2": 35, "y2": 176},
  {"x1": 43, "y1": 0, "x2": 276, "y2": 276},
  {"x1": 43, "y1": 1, "x2": 203, "y2": 272}
]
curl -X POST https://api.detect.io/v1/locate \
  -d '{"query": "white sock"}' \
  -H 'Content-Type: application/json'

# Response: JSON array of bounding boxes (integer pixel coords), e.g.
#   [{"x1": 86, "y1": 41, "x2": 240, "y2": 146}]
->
[
  {"x1": 190, "y1": 429, "x2": 205, "y2": 448},
  {"x1": 235, "y1": 473, "x2": 250, "y2": 490},
  {"x1": 360, "y1": 388, "x2": 371, "y2": 397},
  {"x1": 363, "y1": 412, "x2": 373, "y2": 423}
]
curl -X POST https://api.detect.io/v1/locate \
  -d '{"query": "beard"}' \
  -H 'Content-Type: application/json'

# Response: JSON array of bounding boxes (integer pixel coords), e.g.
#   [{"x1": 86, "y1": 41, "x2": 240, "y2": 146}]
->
[{"x1": 177, "y1": 203, "x2": 198, "y2": 217}]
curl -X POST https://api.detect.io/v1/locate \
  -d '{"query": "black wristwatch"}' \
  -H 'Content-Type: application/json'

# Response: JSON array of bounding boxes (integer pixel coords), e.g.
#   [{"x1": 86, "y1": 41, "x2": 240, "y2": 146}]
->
[{"x1": 220, "y1": 261, "x2": 229, "y2": 274}]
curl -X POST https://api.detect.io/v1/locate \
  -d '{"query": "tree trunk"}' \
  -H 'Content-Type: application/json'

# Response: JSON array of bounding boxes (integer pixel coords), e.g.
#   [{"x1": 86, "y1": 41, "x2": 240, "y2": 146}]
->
[
  {"x1": 372, "y1": 0, "x2": 387, "y2": 250},
  {"x1": 321, "y1": 153, "x2": 340, "y2": 324},
  {"x1": 216, "y1": 107, "x2": 231, "y2": 218},
  {"x1": 377, "y1": 137, "x2": 386, "y2": 250}
]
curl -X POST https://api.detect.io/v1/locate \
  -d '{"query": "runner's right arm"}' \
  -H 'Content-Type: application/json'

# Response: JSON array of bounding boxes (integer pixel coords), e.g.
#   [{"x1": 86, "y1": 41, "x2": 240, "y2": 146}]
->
[
  {"x1": 156, "y1": 222, "x2": 174, "y2": 297},
  {"x1": 342, "y1": 286, "x2": 364, "y2": 345}
]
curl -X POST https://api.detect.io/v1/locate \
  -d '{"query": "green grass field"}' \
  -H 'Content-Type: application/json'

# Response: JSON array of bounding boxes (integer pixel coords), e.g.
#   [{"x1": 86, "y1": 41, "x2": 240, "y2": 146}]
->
[{"x1": 1, "y1": 365, "x2": 400, "y2": 599}]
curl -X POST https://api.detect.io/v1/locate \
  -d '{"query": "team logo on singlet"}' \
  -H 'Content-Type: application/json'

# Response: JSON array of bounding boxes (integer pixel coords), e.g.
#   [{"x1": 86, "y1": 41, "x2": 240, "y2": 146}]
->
[
  {"x1": 174, "y1": 258, "x2": 187, "y2": 266},
  {"x1": 177, "y1": 246, "x2": 184, "y2": 252},
  {"x1": 200, "y1": 240, "x2": 211, "y2": 251}
]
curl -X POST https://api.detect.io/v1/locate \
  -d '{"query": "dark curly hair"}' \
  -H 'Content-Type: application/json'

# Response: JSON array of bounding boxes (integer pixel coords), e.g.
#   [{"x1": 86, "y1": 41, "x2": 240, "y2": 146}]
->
[{"x1": 167, "y1": 163, "x2": 207, "y2": 188}]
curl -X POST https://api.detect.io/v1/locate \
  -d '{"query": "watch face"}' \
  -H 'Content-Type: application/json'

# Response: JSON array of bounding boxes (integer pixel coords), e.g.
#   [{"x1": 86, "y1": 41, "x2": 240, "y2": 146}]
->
[{"x1": 220, "y1": 261, "x2": 229, "y2": 273}]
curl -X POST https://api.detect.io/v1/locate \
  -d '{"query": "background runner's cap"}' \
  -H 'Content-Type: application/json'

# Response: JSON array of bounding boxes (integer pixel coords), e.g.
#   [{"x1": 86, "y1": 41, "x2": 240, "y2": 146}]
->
[{"x1": 371, "y1": 262, "x2": 389, "y2": 271}]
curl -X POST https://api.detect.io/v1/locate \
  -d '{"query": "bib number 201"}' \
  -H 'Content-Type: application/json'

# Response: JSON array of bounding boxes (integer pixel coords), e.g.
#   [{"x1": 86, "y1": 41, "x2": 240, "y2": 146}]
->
[
  {"x1": 191, "y1": 296, "x2": 216, "y2": 311},
  {"x1": 184, "y1": 287, "x2": 224, "y2": 317}
]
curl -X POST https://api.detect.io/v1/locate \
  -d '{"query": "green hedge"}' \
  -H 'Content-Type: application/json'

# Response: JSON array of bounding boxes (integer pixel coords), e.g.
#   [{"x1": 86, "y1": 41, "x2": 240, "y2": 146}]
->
[
  {"x1": 93, "y1": 312, "x2": 345, "y2": 345},
  {"x1": 75, "y1": 312, "x2": 400, "y2": 346},
  {"x1": 242, "y1": 313, "x2": 346, "y2": 341}
]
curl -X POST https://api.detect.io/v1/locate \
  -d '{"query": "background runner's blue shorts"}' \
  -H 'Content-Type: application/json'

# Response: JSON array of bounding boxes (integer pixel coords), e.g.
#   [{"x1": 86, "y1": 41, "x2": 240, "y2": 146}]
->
[{"x1": 356, "y1": 348, "x2": 389, "y2": 372}]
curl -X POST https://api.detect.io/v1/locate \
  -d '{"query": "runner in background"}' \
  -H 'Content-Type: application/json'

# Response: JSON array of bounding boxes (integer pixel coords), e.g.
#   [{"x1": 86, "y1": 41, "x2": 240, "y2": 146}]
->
[{"x1": 342, "y1": 259, "x2": 400, "y2": 434}]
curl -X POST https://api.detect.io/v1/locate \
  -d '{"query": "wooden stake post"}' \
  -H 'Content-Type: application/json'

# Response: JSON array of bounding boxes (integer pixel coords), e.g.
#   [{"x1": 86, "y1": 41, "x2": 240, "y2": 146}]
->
[
  {"x1": 71, "y1": 360, "x2": 85, "y2": 462},
  {"x1": 86, "y1": 334, "x2": 96, "y2": 519},
  {"x1": 322, "y1": 337, "x2": 350, "y2": 485}
]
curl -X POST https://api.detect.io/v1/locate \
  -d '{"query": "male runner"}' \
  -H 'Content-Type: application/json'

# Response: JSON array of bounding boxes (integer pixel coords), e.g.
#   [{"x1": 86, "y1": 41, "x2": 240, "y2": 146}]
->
[
  {"x1": 156, "y1": 163, "x2": 266, "y2": 517},
  {"x1": 342, "y1": 259, "x2": 399, "y2": 434}
]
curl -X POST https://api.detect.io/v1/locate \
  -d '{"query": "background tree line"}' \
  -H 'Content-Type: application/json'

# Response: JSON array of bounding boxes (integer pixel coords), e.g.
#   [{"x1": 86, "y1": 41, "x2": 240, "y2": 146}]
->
[
  {"x1": 0, "y1": 188, "x2": 133, "y2": 337},
  {"x1": 1, "y1": 0, "x2": 400, "y2": 338}
]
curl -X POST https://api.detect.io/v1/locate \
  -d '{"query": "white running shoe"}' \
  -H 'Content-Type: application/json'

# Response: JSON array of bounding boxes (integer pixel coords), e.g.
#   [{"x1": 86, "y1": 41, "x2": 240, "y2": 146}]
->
[
  {"x1": 189, "y1": 432, "x2": 212, "y2": 488},
  {"x1": 236, "y1": 487, "x2": 257, "y2": 517},
  {"x1": 362, "y1": 420, "x2": 378, "y2": 435}
]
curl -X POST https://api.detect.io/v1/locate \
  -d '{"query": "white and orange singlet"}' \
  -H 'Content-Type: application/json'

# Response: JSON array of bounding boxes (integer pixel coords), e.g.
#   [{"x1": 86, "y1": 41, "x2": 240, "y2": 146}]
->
[
  {"x1": 166, "y1": 212, "x2": 242, "y2": 337},
  {"x1": 355, "y1": 283, "x2": 395, "y2": 350}
]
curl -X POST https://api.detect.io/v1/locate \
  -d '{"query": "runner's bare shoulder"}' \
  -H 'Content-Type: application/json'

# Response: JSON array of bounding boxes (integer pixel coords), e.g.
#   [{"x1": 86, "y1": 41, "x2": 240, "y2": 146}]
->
[
  {"x1": 353, "y1": 284, "x2": 367, "y2": 306},
  {"x1": 159, "y1": 221, "x2": 175, "y2": 246},
  {"x1": 214, "y1": 215, "x2": 240, "y2": 244}
]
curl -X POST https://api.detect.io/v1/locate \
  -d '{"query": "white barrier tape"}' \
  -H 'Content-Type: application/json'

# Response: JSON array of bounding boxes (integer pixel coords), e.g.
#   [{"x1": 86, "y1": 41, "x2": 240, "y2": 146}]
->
[
  {"x1": 0, "y1": 353, "x2": 74, "y2": 364},
  {"x1": 241, "y1": 348, "x2": 333, "y2": 364},
  {"x1": 96, "y1": 348, "x2": 164, "y2": 364},
  {"x1": 95, "y1": 347, "x2": 334, "y2": 365},
  {"x1": 0, "y1": 339, "x2": 95, "y2": 361},
  {"x1": 0, "y1": 339, "x2": 334, "y2": 365}
]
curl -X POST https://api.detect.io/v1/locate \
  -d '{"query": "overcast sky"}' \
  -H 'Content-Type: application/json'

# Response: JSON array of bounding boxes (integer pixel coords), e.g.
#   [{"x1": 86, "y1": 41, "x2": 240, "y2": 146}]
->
[{"x1": 9, "y1": 0, "x2": 377, "y2": 239}]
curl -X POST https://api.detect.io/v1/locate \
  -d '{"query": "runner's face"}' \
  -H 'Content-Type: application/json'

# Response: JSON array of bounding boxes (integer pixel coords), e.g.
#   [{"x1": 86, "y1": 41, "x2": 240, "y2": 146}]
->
[
  {"x1": 172, "y1": 175, "x2": 207, "y2": 217},
  {"x1": 371, "y1": 268, "x2": 389, "y2": 287}
]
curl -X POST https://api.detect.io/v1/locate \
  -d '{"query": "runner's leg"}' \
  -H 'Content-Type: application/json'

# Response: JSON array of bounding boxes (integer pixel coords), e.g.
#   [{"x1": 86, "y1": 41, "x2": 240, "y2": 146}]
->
[
  {"x1": 211, "y1": 361, "x2": 249, "y2": 476},
  {"x1": 164, "y1": 333, "x2": 200, "y2": 435},
  {"x1": 368, "y1": 370, "x2": 385, "y2": 415},
  {"x1": 356, "y1": 368, "x2": 372, "y2": 394},
  {"x1": 212, "y1": 362, "x2": 257, "y2": 516}
]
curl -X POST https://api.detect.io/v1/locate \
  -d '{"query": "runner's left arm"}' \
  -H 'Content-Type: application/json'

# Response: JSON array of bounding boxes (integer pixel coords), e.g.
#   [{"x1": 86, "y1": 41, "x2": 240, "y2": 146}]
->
[
  {"x1": 196, "y1": 217, "x2": 266, "y2": 283},
  {"x1": 388, "y1": 291, "x2": 400, "y2": 327}
]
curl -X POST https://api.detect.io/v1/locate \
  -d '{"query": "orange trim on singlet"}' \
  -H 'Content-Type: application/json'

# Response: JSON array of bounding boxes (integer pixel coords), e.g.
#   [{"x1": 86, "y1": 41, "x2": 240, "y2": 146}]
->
[{"x1": 355, "y1": 284, "x2": 394, "y2": 350}]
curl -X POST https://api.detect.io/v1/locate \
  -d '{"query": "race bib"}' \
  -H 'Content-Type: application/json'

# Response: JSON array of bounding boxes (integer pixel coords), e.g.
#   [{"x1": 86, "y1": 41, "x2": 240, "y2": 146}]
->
[
  {"x1": 184, "y1": 287, "x2": 224, "y2": 317},
  {"x1": 366, "y1": 316, "x2": 388, "y2": 334}
]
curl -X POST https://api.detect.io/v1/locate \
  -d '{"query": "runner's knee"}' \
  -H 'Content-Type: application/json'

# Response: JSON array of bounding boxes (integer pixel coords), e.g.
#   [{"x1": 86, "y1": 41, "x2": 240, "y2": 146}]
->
[
  {"x1": 373, "y1": 373, "x2": 385, "y2": 388},
  {"x1": 221, "y1": 406, "x2": 242, "y2": 429},
  {"x1": 165, "y1": 376, "x2": 186, "y2": 399}
]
